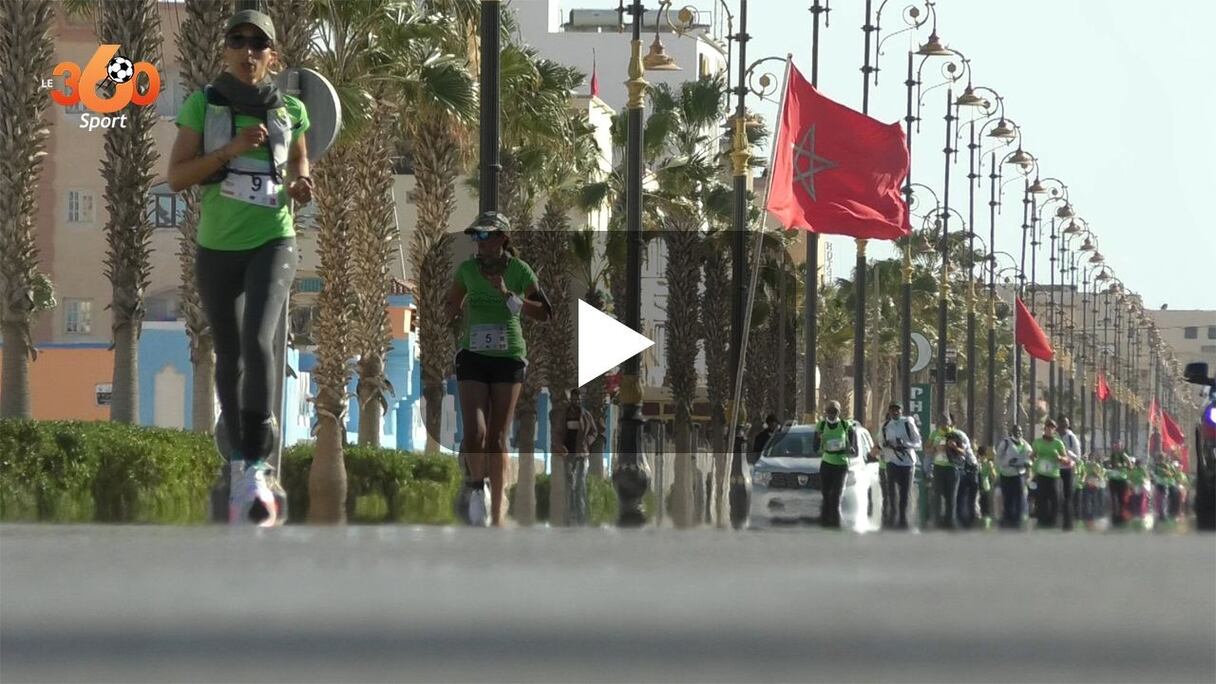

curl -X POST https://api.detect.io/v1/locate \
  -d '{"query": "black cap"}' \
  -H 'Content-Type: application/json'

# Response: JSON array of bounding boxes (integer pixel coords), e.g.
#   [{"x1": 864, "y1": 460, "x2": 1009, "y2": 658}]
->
[
  {"x1": 465, "y1": 210, "x2": 511, "y2": 234},
  {"x1": 226, "y1": 10, "x2": 276, "y2": 42}
]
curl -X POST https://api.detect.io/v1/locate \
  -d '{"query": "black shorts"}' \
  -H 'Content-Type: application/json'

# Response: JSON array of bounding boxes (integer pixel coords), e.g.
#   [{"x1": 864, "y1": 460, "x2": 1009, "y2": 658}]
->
[{"x1": 455, "y1": 349, "x2": 526, "y2": 385}]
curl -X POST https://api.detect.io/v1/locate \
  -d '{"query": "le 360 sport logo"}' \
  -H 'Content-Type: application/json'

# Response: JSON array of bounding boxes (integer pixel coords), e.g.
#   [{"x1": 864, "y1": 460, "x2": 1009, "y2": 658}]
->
[{"x1": 48, "y1": 44, "x2": 160, "y2": 130}]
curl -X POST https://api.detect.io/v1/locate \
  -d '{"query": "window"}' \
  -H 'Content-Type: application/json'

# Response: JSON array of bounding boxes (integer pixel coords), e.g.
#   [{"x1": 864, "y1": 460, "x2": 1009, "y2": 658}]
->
[
  {"x1": 67, "y1": 190, "x2": 95, "y2": 224},
  {"x1": 1202, "y1": 345, "x2": 1216, "y2": 354},
  {"x1": 1208, "y1": 326, "x2": 1216, "y2": 339},
  {"x1": 64, "y1": 299, "x2": 92, "y2": 335},
  {"x1": 146, "y1": 182, "x2": 186, "y2": 228},
  {"x1": 1184, "y1": 326, "x2": 1198, "y2": 339}
]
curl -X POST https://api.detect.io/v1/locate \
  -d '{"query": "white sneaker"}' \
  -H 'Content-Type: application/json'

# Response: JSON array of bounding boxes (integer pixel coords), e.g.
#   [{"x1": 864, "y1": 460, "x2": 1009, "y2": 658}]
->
[
  {"x1": 229, "y1": 461, "x2": 278, "y2": 527},
  {"x1": 467, "y1": 484, "x2": 490, "y2": 527}
]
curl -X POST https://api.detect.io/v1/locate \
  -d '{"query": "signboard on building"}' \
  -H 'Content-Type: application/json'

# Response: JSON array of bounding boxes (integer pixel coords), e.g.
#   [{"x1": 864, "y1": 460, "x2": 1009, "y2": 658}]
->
[
  {"x1": 910, "y1": 383, "x2": 931, "y2": 432},
  {"x1": 95, "y1": 383, "x2": 112, "y2": 406}
]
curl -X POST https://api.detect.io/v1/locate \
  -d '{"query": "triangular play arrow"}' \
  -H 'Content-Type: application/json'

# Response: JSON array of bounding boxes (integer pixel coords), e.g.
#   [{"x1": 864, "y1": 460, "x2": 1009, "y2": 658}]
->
[{"x1": 577, "y1": 300, "x2": 654, "y2": 388}]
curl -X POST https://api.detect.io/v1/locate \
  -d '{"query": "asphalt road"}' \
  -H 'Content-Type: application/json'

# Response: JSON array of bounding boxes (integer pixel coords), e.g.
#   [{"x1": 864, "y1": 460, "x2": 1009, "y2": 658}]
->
[{"x1": 2, "y1": 525, "x2": 1213, "y2": 684}]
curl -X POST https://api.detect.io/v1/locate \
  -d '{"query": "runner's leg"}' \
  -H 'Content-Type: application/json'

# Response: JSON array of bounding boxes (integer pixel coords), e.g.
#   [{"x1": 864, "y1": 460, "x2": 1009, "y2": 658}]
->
[
  {"x1": 239, "y1": 239, "x2": 296, "y2": 461},
  {"x1": 487, "y1": 381, "x2": 523, "y2": 527},
  {"x1": 458, "y1": 380, "x2": 491, "y2": 484}
]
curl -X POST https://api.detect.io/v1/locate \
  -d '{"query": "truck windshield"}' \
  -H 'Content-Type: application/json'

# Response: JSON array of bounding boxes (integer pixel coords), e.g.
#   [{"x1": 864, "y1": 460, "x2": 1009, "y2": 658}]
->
[{"x1": 764, "y1": 429, "x2": 815, "y2": 458}]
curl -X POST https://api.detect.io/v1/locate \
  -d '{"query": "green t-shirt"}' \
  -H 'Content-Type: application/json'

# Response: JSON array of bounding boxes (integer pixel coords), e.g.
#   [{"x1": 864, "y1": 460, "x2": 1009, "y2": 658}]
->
[
  {"x1": 979, "y1": 460, "x2": 998, "y2": 491},
  {"x1": 1107, "y1": 453, "x2": 1130, "y2": 481},
  {"x1": 456, "y1": 257, "x2": 538, "y2": 360},
  {"x1": 817, "y1": 420, "x2": 854, "y2": 467},
  {"x1": 1128, "y1": 465, "x2": 1150, "y2": 488},
  {"x1": 1084, "y1": 462, "x2": 1106, "y2": 487},
  {"x1": 929, "y1": 428, "x2": 956, "y2": 467},
  {"x1": 176, "y1": 90, "x2": 310, "y2": 251},
  {"x1": 1031, "y1": 437, "x2": 1066, "y2": 479}
]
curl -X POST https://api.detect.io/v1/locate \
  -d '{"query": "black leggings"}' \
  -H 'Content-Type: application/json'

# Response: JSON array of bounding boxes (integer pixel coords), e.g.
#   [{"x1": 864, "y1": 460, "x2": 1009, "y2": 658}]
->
[
  {"x1": 888, "y1": 465, "x2": 912, "y2": 527},
  {"x1": 819, "y1": 461, "x2": 848, "y2": 528},
  {"x1": 196, "y1": 238, "x2": 296, "y2": 461}
]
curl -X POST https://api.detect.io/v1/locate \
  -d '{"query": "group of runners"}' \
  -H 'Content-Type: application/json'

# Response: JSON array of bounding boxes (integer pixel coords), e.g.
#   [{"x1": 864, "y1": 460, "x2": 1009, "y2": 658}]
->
[
  {"x1": 172, "y1": 10, "x2": 553, "y2": 527},
  {"x1": 866, "y1": 403, "x2": 1190, "y2": 531}
]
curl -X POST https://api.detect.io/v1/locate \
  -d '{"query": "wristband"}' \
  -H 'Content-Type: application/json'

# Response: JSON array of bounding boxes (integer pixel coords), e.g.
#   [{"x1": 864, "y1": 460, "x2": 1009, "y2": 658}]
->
[{"x1": 506, "y1": 294, "x2": 523, "y2": 315}]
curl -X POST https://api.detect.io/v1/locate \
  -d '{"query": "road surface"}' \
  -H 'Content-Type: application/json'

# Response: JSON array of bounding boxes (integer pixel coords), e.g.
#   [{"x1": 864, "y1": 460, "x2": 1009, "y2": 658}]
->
[{"x1": 2, "y1": 525, "x2": 1213, "y2": 683}]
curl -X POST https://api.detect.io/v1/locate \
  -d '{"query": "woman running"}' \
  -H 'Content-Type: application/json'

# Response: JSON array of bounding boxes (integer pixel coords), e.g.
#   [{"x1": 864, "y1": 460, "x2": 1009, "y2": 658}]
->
[
  {"x1": 167, "y1": 10, "x2": 311, "y2": 526},
  {"x1": 446, "y1": 211, "x2": 551, "y2": 526}
]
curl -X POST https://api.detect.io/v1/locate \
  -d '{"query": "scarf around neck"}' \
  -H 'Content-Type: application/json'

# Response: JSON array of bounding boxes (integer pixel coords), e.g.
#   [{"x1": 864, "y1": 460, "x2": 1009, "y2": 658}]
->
[{"x1": 209, "y1": 71, "x2": 283, "y2": 116}]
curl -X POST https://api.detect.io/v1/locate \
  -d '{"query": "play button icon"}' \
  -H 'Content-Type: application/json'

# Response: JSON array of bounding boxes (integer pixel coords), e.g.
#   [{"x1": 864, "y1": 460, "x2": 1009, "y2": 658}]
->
[{"x1": 577, "y1": 300, "x2": 654, "y2": 387}]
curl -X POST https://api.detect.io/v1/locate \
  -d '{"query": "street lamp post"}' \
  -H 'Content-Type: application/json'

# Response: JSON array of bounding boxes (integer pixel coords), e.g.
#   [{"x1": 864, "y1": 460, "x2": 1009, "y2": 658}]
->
[
  {"x1": 871, "y1": 0, "x2": 946, "y2": 411},
  {"x1": 479, "y1": 0, "x2": 501, "y2": 215},
  {"x1": 955, "y1": 85, "x2": 1012, "y2": 442},
  {"x1": 612, "y1": 0, "x2": 651, "y2": 527}
]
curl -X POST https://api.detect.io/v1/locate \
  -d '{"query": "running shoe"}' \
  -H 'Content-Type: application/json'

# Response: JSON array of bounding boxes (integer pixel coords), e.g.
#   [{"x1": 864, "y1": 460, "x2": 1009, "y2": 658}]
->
[
  {"x1": 229, "y1": 460, "x2": 278, "y2": 527},
  {"x1": 467, "y1": 483, "x2": 490, "y2": 527}
]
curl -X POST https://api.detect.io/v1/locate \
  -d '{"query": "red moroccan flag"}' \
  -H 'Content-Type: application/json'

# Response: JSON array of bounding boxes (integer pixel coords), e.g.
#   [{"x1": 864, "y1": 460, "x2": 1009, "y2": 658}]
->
[
  {"x1": 590, "y1": 50, "x2": 600, "y2": 98},
  {"x1": 1163, "y1": 412, "x2": 1186, "y2": 452},
  {"x1": 1015, "y1": 297, "x2": 1054, "y2": 362},
  {"x1": 766, "y1": 62, "x2": 910, "y2": 240},
  {"x1": 1096, "y1": 372, "x2": 1111, "y2": 402}
]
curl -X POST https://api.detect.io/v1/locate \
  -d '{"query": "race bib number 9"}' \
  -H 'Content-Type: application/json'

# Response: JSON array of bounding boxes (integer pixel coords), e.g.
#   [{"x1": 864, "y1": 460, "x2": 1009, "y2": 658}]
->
[
  {"x1": 469, "y1": 324, "x2": 508, "y2": 352},
  {"x1": 221, "y1": 173, "x2": 280, "y2": 208}
]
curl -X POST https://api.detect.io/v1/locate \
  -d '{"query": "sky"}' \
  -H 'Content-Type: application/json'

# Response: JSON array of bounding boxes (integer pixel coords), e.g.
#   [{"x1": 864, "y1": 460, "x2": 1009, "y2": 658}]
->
[{"x1": 745, "y1": 0, "x2": 1215, "y2": 310}]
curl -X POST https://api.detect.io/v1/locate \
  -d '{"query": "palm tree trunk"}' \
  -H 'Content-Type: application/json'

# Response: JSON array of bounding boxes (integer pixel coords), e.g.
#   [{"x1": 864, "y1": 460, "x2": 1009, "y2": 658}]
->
[
  {"x1": 99, "y1": 0, "x2": 161, "y2": 424},
  {"x1": 665, "y1": 225, "x2": 701, "y2": 528},
  {"x1": 263, "y1": 0, "x2": 314, "y2": 68},
  {"x1": 0, "y1": 0, "x2": 54, "y2": 418},
  {"x1": 176, "y1": 0, "x2": 231, "y2": 433},
  {"x1": 407, "y1": 116, "x2": 461, "y2": 453},
  {"x1": 349, "y1": 111, "x2": 397, "y2": 446},
  {"x1": 701, "y1": 237, "x2": 731, "y2": 527},
  {"x1": 530, "y1": 196, "x2": 579, "y2": 525},
  {"x1": 307, "y1": 141, "x2": 356, "y2": 524}
]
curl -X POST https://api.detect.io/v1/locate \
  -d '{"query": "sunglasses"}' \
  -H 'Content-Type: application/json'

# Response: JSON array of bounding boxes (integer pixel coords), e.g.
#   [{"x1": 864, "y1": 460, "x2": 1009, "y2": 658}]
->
[
  {"x1": 225, "y1": 33, "x2": 273, "y2": 51},
  {"x1": 470, "y1": 229, "x2": 502, "y2": 242}
]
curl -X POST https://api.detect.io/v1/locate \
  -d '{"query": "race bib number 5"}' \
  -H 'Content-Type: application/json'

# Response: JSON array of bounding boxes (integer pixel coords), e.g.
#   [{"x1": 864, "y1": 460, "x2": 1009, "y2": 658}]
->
[
  {"x1": 469, "y1": 324, "x2": 508, "y2": 352},
  {"x1": 221, "y1": 173, "x2": 280, "y2": 208}
]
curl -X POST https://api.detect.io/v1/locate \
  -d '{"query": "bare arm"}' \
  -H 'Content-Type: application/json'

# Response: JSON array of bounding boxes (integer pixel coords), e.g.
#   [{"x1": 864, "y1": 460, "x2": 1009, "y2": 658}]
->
[
  {"x1": 445, "y1": 280, "x2": 466, "y2": 323},
  {"x1": 167, "y1": 123, "x2": 264, "y2": 193},
  {"x1": 287, "y1": 131, "x2": 309, "y2": 181},
  {"x1": 521, "y1": 283, "x2": 550, "y2": 321}
]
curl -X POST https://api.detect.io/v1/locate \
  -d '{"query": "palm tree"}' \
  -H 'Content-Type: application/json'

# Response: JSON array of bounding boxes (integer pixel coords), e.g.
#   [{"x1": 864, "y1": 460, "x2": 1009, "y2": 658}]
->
[
  {"x1": 263, "y1": 0, "x2": 316, "y2": 68},
  {"x1": 644, "y1": 75, "x2": 732, "y2": 528},
  {"x1": 304, "y1": 0, "x2": 404, "y2": 521},
  {"x1": 489, "y1": 46, "x2": 590, "y2": 525},
  {"x1": 0, "y1": 0, "x2": 55, "y2": 419},
  {"x1": 173, "y1": 0, "x2": 232, "y2": 434},
  {"x1": 569, "y1": 227, "x2": 611, "y2": 479},
  {"x1": 403, "y1": 0, "x2": 480, "y2": 455},
  {"x1": 92, "y1": 0, "x2": 163, "y2": 424},
  {"x1": 349, "y1": 103, "x2": 396, "y2": 446}
]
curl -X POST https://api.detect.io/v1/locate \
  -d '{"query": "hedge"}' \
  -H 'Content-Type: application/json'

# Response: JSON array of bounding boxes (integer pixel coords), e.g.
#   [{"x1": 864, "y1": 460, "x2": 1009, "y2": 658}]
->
[
  {"x1": 0, "y1": 420, "x2": 214, "y2": 523},
  {"x1": 0, "y1": 420, "x2": 459, "y2": 524},
  {"x1": 0, "y1": 420, "x2": 636, "y2": 526}
]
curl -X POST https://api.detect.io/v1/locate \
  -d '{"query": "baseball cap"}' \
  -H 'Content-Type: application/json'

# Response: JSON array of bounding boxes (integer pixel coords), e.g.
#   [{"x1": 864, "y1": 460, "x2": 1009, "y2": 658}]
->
[
  {"x1": 226, "y1": 10, "x2": 277, "y2": 42},
  {"x1": 465, "y1": 210, "x2": 511, "y2": 235}
]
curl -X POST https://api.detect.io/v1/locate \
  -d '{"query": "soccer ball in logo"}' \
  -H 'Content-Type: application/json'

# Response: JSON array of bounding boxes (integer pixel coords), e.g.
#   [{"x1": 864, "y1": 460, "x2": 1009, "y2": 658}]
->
[{"x1": 106, "y1": 55, "x2": 135, "y2": 84}]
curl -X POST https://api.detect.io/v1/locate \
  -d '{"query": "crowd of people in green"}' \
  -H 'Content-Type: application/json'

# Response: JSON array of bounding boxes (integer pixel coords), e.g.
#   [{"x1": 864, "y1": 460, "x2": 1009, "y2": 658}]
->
[{"x1": 869, "y1": 406, "x2": 1191, "y2": 531}]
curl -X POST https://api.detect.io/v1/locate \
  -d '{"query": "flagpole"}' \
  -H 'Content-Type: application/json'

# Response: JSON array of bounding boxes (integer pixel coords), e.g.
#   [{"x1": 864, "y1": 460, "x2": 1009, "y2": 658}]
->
[
  {"x1": 726, "y1": 53, "x2": 792, "y2": 527},
  {"x1": 726, "y1": 0, "x2": 753, "y2": 528},
  {"x1": 804, "y1": 0, "x2": 829, "y2": 424},
  {"x1": 853, "y1": 0, "x2": 875, "y2": 426}
]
